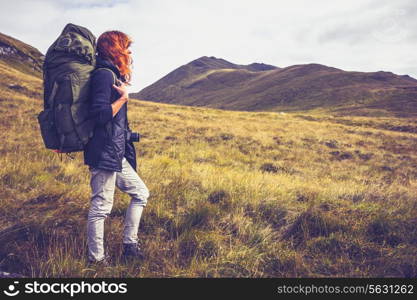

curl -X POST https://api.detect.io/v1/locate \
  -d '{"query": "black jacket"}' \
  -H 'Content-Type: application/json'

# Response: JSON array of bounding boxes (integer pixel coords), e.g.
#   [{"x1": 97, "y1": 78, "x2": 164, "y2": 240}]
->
[{"x1": 83, "y1": 55, "x2": 137, "y2": 172}]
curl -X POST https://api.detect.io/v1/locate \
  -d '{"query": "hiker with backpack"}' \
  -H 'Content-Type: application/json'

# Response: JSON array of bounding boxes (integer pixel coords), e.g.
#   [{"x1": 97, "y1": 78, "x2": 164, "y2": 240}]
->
[
  {"x1": 38, "y1": 24, "x2": 149, "y2": 267},
  {"x1": 83, "y1": 30, "x2": 150, "y2": 266}
]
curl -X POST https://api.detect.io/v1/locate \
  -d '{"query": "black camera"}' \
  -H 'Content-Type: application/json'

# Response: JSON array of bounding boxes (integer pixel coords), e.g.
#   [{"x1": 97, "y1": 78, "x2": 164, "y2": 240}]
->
[{"x1": 126, "y1": 130, "x2": 140, "y2": 143}]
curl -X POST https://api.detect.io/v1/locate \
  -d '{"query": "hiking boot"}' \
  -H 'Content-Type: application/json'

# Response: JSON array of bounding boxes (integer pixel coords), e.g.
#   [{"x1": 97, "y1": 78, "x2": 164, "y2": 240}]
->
[
  {"x1": 87, "y1": 254, "x2": 111, "y2": 267},
  {"x1": 122, "y1": 243, "x2": 145, "y2": 260}
]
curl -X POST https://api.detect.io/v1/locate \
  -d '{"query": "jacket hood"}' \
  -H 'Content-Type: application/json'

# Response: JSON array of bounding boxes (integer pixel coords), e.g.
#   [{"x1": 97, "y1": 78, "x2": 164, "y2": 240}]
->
[{"x1": 96, "y1": 55, "x2": 121, "y2": 79}]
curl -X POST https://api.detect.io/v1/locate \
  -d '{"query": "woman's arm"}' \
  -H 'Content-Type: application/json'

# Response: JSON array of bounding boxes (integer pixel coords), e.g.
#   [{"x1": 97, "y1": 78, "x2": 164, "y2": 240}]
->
[
  {"x1": 111, "y1": 98, "x2": 127, "y2": 117},
  {"x1": 89, "y1": 70, "x2": 114, "y2": 125},
  {"x1": 89, "y1": 70, "x2": 128, "y2": 125},
  {"x1": 112, "y1": 82, "x2": 129, "y2": 117}
]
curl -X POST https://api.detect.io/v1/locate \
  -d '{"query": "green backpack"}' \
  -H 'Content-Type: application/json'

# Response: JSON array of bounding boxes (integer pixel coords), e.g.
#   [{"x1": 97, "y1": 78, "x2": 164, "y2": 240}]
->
[{"x1": 37, "y1": 23, "x2": 97, "y2": 154}]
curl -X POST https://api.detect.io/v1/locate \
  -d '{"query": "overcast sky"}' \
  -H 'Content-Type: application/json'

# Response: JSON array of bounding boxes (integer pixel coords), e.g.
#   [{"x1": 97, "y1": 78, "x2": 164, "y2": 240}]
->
[{"x1": 1, "y1": 0, "x2": 416, "y2": 92}]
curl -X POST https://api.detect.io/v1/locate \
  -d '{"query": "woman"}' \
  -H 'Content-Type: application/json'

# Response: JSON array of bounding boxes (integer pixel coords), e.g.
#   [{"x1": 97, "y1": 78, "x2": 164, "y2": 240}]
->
[{"x1": 83, "y1": 30, "x2": 150, "y2": 266}]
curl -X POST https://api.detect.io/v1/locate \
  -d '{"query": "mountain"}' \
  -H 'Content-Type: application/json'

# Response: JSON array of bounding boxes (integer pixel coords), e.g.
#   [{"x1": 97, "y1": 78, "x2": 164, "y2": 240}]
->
[
  {"x1": 131, "y1": 56, "x2": 417, "y2": 116},
  {"x1": 1, "y1": 31, "x2": 416, "y2": 118},
  {"x1": 131, "y1": 56, "x2": 278, "y2": 107},
  {"x1": 0, "y1": 32, "x2": 44, "y2": 76},
  {"x1": 0, "y1": 32, "x2": 43, "y2": 100}
]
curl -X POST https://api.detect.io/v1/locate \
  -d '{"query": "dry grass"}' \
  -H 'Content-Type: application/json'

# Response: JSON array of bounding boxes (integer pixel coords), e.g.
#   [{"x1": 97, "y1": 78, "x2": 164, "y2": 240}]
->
[{"x1": 0, "y1": 64, "x2": 416, "y2": 278}]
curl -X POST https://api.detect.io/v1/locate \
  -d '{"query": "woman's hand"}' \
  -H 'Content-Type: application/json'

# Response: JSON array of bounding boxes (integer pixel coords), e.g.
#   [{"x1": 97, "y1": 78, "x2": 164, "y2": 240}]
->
[
  {"x1": 113, "y1": 80, "x2": 129, "y2": 102},
  {"x1": 111, "y1": 80, "x2": 130, "y2": 117}
]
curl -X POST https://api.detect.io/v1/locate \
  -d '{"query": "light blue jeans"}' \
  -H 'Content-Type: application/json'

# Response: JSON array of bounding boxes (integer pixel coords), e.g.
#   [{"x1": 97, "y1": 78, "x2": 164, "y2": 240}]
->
[{"x1": 87, "y1": 157, "x2": 150, "y2": 262}]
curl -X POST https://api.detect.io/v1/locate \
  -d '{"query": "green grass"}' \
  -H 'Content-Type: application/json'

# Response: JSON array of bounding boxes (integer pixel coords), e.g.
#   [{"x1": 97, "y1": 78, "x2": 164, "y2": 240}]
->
[{"x1": 0, "y1": 61, "x2": 416, "y2": 278}]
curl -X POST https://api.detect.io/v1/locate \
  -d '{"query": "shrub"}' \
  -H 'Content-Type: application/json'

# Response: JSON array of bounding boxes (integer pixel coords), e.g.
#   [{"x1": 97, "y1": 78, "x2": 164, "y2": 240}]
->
[
  {"x1": 307, "y1": 234, "x2": 343, "y2": 257},
  {"x1": 207, "y1": 190, "x2": 230, "y2": 206},
  {"x1": 366, "y1": 215, "x2": 403, "y2": 247},
  {"x1": 282, "y1": 208, "x2": 345, "y2": 247},
  {"x1": 176, "y1": 203, "x2": 220, "y2": 235},
  {"x1": 262, "y1": 252, "x2": 298, "y2": 277},
  {"x1": 260, "y1": 163, "x2": 279, "y2": 173},
  {"x1": 257, "y1": 200, "x2": 288, "y2": 229},
  {"x1": 177, "y1": 230, "x2": 221, "y2": 265}
]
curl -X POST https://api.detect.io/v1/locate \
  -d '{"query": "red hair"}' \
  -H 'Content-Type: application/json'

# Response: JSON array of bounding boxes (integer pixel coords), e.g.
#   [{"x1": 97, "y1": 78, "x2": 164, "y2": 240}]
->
[{"x1": 97, "y1": 30, "x2": 133, "y2": 84}]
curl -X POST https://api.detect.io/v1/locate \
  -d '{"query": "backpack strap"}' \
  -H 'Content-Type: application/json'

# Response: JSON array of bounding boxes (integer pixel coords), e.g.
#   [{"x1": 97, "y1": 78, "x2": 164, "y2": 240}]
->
[{"x1": 95, "y1": 67, "x2": 117, "y2": 85}]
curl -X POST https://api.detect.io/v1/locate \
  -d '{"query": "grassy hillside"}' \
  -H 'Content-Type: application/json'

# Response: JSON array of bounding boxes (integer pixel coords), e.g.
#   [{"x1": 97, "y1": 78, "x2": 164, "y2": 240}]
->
[
  {"x1": 0, "y1": 32, "x2": 44, "y2": 76},
  {"x1": 1, "y1": 57, "x2": 416, "y2": 277},
  {"x1": 132, "y1": 57, "x2": 417, "y2": 117}
]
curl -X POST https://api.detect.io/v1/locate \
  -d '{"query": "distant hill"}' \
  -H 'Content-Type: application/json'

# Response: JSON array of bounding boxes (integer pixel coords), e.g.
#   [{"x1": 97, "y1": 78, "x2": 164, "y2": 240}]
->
[
  {"x1": 0, "y1": 32, "x2": 43, "y2": 100},
  {"x1": 0, "y1": 32, "x2": 44, "y2": 76},
  {"x1": 1, "y1": 31, "x2": 416, "y2": 118},
  {"x1": 131, "y1": 56, "x2": 417, "y2": 117}
]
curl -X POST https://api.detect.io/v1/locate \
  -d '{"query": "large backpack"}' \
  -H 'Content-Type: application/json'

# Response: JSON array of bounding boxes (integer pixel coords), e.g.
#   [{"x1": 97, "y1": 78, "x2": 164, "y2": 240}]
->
[{"x1": 37, "y1": 23, "x2": 97, "y2": 154}]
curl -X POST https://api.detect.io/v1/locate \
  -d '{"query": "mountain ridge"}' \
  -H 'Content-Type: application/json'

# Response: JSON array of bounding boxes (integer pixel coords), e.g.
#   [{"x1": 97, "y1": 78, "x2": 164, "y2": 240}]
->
[
  {"x1": 0, "y1": 31, "x2": 416, "y2": 117},
  {"x1": 131, "y1": 56, "x2": 417, "y2": 117}
]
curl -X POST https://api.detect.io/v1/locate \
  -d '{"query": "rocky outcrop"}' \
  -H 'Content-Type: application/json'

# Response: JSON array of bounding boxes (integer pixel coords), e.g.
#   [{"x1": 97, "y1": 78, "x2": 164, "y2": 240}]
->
[{"x1": 0, "y1": 45, "x2": 18, "y2": 55}]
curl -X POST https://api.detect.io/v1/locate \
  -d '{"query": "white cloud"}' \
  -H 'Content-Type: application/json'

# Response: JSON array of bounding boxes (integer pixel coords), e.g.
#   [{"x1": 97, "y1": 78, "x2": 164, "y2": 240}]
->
[{"x1": 1, "y1": 0, "x2": 416, "y2": 92}]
